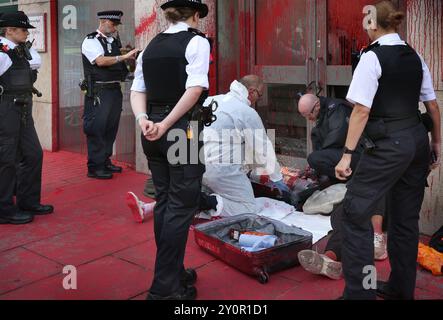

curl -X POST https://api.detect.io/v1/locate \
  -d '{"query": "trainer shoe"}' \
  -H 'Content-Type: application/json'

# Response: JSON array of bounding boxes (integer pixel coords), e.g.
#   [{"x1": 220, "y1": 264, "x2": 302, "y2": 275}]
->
[
  {"x1": 374, "y1": 233, "x2": 388, "y2": 261},
  {"x1": 126, "y1": 192, "x2": 145, "y2": 223},
  {"x1": 298, "y1": 250, "x2": 343, "y2": 280}
]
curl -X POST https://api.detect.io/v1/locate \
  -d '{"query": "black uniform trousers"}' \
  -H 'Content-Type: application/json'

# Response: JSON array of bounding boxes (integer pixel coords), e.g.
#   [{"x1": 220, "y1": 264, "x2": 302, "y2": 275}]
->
[
  {"x1": 341, "y1": 123, "x2": 430, "y2": 300},
  {"x1": 83, "y1": 86, "x2": 123, "y2": 171},
  {"x1": 308, "y1": 148, "x2": 361, "y2": 180},
  {"x1": 0, "y1": 95, "x2": 43, "y2": 215},
  {"x1": 142, "y1": 114, "x2": 205, "y2": 297}
]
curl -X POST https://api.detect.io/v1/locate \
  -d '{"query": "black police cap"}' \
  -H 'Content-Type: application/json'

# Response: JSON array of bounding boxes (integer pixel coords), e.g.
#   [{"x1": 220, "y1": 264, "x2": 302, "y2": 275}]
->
[
  {"x1": 0, "y1": 11, "x2": 35, "y2": 29},
  {"x1": 160, "y1": 0, "x2": 208, "y2": 19},
  {"x1": 97, "y1": 10, "x2": 124, "y2": 24}
]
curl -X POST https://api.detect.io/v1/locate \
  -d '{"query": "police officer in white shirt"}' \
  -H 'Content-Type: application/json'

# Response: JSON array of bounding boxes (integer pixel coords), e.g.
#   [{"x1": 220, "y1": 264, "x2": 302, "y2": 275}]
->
[
  {"x1": 81, "y1": 10, "x2": 138, "y2": 179},
  {"x1": 335, "y1": 1, "x2": 441, "y2": 300},
  {"x1": 0, "y1": 11, "x2": 54, "y2": 225},
  {"x1": 130, "y1": 0, "x2": 210, "y2": 300}
]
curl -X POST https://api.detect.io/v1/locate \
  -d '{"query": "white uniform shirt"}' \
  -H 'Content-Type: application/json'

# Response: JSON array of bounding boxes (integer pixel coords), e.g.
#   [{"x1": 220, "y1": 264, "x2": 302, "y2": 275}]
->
[
  {"x1": 131, "y1": 21, "x2": 210, "y2": 92},
  {"x1": 347, "y1": 33, "x2": 436, "y2": 108},
  {"x1": 0, "y1": 36, "x2": 41, "y2": 76},
  {"x1": 81, "y1": 30, "x2": 115, "y2": 65}
]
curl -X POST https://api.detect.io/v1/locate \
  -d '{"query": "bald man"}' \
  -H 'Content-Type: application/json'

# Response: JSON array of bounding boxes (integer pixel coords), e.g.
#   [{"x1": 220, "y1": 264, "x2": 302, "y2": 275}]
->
[{"x1": 298, "y1": 94, "x2": 361, "y2": 180}]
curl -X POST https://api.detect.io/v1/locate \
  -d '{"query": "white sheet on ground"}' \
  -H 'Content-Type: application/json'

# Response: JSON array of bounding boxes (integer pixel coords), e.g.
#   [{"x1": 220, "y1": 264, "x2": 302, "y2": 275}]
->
[{"x1": 255, "y1": 198, "x2": 332, "y2": 243}]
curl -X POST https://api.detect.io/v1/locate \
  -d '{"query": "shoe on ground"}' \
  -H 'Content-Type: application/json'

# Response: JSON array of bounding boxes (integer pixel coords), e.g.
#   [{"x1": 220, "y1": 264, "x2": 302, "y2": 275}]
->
[
  {"x1": 126, "y1": 192, "x2": 144, "y2": 223},
  {"x1": 181, "y1": 268, "x2": 197, "y2": 287},
  {"x1": 298, "y1": 250, "x2": 343, "y2": 280},
  {"x1": 376, "y1": 281, "x2": 404, "y2": 300},
  {"x1": 20, "y1": 204, "x2": 54, "y2": 216},
  {"x1": 0, "y1": 211, "x2": 34, "y2": 225},
  {"x1": 374, "y1": 233, "x2": 388, "y2": 261},
  {"x1": 88, "y1": 170, "x2": 113, "y2": 180},
  {"x1": 105, "y1": 164, "x2": 123, "y2": 173},
  {"x1": 146, "y1": 286, "x2": 197, "y2": 300}
]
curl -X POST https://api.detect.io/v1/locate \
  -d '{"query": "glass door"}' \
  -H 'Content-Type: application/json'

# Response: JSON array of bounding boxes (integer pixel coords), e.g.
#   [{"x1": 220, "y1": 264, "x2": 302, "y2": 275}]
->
[
  {"x1": 249, "y1": 0, "x2": 317, "y2": 168},
  {"x1": 317, "y1": 0, "x2": 404, "y2": 98}
]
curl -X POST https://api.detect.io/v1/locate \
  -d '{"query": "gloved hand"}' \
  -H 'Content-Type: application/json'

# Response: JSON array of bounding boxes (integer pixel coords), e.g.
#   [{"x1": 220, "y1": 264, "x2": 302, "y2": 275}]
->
[{"x1": 267, "y1": 180, "x2": 291, "y2": 195}]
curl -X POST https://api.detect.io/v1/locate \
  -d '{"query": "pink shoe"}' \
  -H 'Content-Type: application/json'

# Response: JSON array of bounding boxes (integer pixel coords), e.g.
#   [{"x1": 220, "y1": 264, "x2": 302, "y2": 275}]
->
[{"x1": 126, "y1": 192, "x2": 144, "y2": 223}]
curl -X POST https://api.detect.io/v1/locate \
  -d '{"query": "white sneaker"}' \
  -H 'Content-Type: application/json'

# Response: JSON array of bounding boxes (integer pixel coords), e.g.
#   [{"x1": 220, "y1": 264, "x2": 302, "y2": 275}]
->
[
  {"x1": 298, "y1": 250, "x2": 343, "y2": 280},
  {"x1": 374, "y1": 233, "x2": 388, "y2": 261},
  {"x1": 126, "y1": 192, "x2": 145, "y2": 223}
]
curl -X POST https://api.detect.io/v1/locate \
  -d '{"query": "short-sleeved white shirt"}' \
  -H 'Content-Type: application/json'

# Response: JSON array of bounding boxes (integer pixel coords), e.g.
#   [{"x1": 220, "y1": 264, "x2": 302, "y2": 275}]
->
[
  {"x1": 0, "y1": 36, "x2": 41, "y2": 76},
  {"x1": 131, "y1": 21, "x2": 210, "y2": 93},
  {"x1": 81, "y1": 30, "x2": 115, "y2": 65},
  {"x1": 347, "y1": 33, "x2": 436, "y2": 109}
]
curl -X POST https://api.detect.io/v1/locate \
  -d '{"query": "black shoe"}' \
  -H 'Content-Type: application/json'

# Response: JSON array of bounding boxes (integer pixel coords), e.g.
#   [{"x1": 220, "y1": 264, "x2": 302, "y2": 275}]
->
[
  {"x1": 105, "y1": 164, "x2": 123, "y2": 173},
  {"x1": 88, "y1": 170, "x2": 113, "y2": 180},
  {"x1": 181, "y1": 268, "x2": 198, "y2": 287},
  {"x1": 20, "y1": 204, "x2": 54, "y2": 216},
  {"x1": 146, "y1": 286, "x2": 197, "y2": 301},
  {"x1": 376, "y1": 281, "x2": 404, "y2": 300},
  {"x1": 0, "y1": 211, "x2": 34, "y2": 225}
]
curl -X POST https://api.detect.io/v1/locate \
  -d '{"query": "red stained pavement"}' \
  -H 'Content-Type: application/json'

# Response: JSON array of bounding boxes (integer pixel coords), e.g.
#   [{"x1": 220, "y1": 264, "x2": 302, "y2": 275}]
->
[{"x1": 0, "y1": 151, "x2": 442, "y2": 300}]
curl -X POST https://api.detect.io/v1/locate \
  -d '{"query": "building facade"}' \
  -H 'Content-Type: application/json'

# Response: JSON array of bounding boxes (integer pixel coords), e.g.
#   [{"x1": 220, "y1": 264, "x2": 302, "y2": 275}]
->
[{"x1": 7, "y1": 0, "x2": 443, "y2": 235}]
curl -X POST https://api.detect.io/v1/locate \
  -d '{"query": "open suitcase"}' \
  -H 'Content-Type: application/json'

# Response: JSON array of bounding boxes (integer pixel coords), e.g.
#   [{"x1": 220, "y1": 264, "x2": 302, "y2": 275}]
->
[{"x1": 194, "y1": 214, "x2": 313, "y2": 284}]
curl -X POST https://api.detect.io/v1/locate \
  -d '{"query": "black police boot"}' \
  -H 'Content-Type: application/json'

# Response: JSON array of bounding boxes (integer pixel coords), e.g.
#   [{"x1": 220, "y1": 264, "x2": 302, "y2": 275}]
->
[
  {"x1": 181, "y1": 268, "x2": 198, "y2": 287},
  {"x1": 105, "y1": 164, "x2": 123, "y2": 174},
  {"x1": 376, "y1": 281, "x2": 404, "y2": 300},
  {"x1": 0, "y1": 211, "x2": 34, "y2": 225},
  {"x1": 88, "y1": 169, "x2": 113, "y2": 180},
  {"x1": 20, "y1": 204, "x2": 54, "y2": 216},
  {"x1": 146, "y1": 286, "x2": 197, "y2": 301}
]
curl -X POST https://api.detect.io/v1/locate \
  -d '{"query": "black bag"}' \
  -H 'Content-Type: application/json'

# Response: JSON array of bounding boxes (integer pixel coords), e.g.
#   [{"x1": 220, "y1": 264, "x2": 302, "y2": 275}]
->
[{"x1": 430, "y1": 226, "x2": 443, "y2": 253}]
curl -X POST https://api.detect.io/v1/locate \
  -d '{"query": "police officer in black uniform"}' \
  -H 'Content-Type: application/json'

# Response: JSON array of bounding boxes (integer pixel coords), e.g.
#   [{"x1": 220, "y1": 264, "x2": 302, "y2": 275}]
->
[
  {"x1": 0, "y1": 11, "x2": 54, "y2": 225},
  {"x1": 131, "y1": 0, "x2": 211, "y2": 300},
  {"x1": 335, "y1": 1, "x2": 441, "y2": 300},
  {"x1": 81, "y1": 11, "x2": 138, "y2": 179}
]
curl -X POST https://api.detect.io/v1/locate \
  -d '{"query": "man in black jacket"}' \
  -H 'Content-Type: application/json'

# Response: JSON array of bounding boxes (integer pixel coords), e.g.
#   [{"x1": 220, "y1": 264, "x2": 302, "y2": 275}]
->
[
  {"x1": 297, "y1": 94, "x2": 387, "y2": 280},
  {"x1": 299, "y1": 93, "x2": 361, "y2": 181}
]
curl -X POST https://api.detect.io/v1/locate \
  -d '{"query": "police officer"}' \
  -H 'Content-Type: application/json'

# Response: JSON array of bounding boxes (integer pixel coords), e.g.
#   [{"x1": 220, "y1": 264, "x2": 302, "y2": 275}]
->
[
  {"x1": 0, "y1": 11, "x2": 54, "y2": 225},
  {"x1": 131, "y1": 0, "x2": 210, "y2": 300},
  {"x1": 335, "y1": 1, "x2": 441, "y2": 300},
  {"x1": 81, "y1": 11, "x2": 138, "y2": 179}
]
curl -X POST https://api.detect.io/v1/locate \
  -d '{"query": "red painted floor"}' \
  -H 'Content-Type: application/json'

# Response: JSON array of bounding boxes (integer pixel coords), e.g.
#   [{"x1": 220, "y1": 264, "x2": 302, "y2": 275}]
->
[{"x1": 0, "y1": 151, "x2": 442, "y2": 300}]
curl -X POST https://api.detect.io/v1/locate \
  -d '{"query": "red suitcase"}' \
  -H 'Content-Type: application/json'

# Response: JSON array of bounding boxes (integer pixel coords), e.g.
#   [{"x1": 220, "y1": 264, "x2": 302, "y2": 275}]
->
[{"x1": 194, "y1": 214, "x2": 313, "y2": 284}]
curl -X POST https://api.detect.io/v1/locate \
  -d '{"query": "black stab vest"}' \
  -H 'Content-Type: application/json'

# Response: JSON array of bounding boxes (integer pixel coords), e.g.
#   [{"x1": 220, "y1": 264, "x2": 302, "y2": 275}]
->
[
  {"x1": 82, "y1": 32, "x2": 129, "y2": 82},
  {"x1": 142, "y1": 30, "x2": 208, "y2": 106},
  {"x1": 369, "y1": 45, "x2": 423, "y2": 122},
  {"x1": 0, "y1": 44, "x2": 33, "y2": 95}
]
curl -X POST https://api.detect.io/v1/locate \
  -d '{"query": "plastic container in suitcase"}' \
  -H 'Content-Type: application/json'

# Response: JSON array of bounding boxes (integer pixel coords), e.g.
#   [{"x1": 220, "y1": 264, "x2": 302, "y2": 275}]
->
[{"x1": 194, "y1": 214, "x2": 313, "y2": 284}]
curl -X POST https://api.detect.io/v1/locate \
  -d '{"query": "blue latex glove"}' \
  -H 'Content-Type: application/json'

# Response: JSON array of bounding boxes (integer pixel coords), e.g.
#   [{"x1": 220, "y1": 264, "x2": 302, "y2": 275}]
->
[{"x1": 268, "y1": 180, "x2": 291, "y2": 195}]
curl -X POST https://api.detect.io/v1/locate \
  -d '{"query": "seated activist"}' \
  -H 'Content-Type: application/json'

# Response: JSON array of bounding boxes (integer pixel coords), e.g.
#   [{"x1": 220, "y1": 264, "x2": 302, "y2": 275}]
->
[
  {"x1": 296, "y1": 94, "x2": 387, "y2": 280},
  {"x1": 126, "y1": 75, "x2": 289, "y2": 222}
]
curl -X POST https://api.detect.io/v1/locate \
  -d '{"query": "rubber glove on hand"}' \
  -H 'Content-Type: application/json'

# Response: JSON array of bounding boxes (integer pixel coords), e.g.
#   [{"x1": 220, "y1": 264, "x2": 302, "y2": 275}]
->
[{"x1": 268, "y1": 180, "x2": 291, "y2": 195}]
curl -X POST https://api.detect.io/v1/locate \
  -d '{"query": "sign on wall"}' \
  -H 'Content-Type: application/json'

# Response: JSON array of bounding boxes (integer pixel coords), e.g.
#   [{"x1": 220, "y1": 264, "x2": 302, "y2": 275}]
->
[{"x1": 28, "y1": 14, "x2": 47, "y2": 53}]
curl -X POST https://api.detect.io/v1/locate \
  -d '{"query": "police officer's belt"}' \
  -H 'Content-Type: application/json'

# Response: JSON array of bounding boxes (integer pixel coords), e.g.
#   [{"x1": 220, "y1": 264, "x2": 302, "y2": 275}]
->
[
  {"x1": 148, "y1": 102, "x2": 177, "y2": 116},
  {"x1": 366, "y1": 115, "x2": 421, "y2": 140},
  {"x1": 94, "y1": 82, "x2": 121, "y2": 89}
]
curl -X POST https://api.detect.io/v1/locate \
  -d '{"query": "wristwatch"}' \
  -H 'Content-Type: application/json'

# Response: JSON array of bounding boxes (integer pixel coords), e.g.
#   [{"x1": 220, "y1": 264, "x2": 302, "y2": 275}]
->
[{"x1": 343, "y1": 147, "x2": 355, "y2": 155}]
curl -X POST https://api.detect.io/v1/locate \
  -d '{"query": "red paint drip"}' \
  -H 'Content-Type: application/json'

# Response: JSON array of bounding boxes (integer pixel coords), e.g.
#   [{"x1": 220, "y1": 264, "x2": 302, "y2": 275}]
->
[{"x1": 135, "y1": 9, "x2": 157, "y2": 36}]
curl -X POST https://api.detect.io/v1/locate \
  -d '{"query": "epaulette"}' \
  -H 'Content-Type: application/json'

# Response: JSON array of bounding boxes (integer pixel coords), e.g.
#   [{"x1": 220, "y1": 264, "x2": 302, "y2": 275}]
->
[
  {"x1": 86, "y1": 32, "x2": 99, "y2": 39},
  {"x1": 188, "y1": 27, "x2": 207, "y2": 39},
  {"x1": 362, "y1": 41, "x2": 380, "y2": 54}
]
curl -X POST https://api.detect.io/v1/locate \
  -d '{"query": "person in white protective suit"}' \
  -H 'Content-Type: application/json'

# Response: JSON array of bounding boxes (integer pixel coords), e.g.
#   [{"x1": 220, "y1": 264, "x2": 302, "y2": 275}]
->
[
  {"x1": 199, "y1": 75, "x2": 290, "y2": 218},
  {"x1": 126, "y1": 75, "x2": 289, "y2": 222}
]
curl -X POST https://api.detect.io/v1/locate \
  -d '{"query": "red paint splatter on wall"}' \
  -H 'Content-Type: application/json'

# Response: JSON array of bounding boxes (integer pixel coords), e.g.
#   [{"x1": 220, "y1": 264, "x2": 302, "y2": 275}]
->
[{"x1": 136, "y1": 8, "x2": 157, "y2": 36}]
